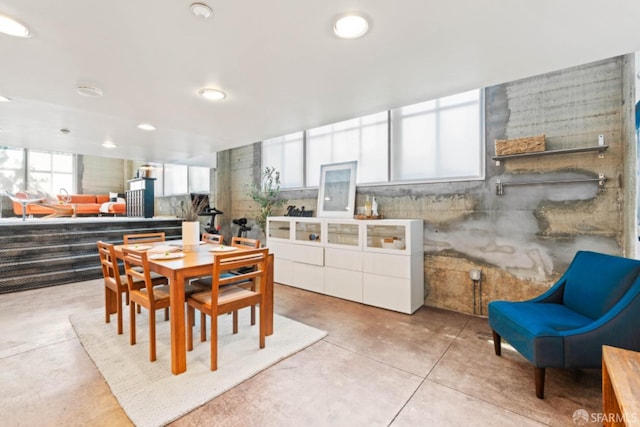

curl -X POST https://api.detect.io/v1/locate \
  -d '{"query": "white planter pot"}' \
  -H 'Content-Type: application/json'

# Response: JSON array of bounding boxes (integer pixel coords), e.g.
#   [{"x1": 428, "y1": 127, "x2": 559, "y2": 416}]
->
[{"x1": 182, "y1": 221, "x2": 200, "y2": 252}]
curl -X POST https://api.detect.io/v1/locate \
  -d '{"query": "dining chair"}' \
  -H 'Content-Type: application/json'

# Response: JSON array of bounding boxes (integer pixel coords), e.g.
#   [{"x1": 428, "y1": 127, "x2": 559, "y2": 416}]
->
[
  {"x1": 202, "y1": 232, "x2": 223, "y2": 245},
  {"x1": 97, "y1": 241, "x2": 131, "y2": 335},
  {"x1": 122, "y1": 247, "x2": 198, "y2": 362},
  {"x1": 123, "y1": 232, "x2": 165, "y2": 244},
  {"x1": 231, "y1": 236, "x2": 260, "y2": 249},
  {"x1": 186, "y1": 248, "x2": 269, "y2": 371},
  {"x1": 191, "y1": 236, "x2": 260, "y2": 325}
]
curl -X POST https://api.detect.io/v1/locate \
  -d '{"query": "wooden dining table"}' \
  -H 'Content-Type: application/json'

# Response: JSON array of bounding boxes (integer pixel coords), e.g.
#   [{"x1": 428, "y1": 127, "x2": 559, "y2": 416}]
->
[{"x1": 114, "y1": 240, "x2": 274, "y2": 375}]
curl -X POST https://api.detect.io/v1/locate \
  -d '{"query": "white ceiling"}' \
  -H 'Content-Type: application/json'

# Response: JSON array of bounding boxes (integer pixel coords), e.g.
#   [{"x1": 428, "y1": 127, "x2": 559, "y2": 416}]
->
[{"x1": 1, "y1": 0, "x2": 639, "y2": 167}]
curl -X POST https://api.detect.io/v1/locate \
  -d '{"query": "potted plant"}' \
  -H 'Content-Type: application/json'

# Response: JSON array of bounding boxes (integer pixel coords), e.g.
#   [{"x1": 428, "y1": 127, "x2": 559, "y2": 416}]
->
[
  {"x1": 247, "y1": 166, "x2": 287, "y2": 237},
  {"x1": 178, "y1": 196, "x2": 210, "y2": 251}
]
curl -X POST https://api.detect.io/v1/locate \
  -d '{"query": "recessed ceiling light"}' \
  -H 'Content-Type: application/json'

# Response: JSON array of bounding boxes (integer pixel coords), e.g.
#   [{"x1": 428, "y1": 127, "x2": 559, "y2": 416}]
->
[
  {"x1": 102, "y1": 140, "x2": 117, "y2": 148},
  {"x1": 0, "y1": 14, "x2": 30, "y2": 38},
  {"x1": 76, "y1": 85, "x2": 103, "y2": 97},
  {"x1": 0, "y1": 95, "x2": 11, "y2": 102},
  {"x1": 334, "y1": 14, "x2": 369, "y2": 39},
  {"x1": 190, "y1": 3, "x2": 213, "y2": 19},
  {"x1": 199, "y1": 88, "x2": 226, "y2": 101},
  {"x1": 137, "y1": 123, "x2": 156, "y2": 131}
]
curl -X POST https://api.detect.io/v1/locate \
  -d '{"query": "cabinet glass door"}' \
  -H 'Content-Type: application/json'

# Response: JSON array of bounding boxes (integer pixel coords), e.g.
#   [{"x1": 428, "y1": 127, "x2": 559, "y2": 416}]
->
[
  {"x1": 366, "y1": 224, "x2": 406, "y2": 250},
  {"x1": 327, "y1": 222, "x2": 360, "y2": 247},
  {"x1": 294, "y1": 220, "x2": 322, "y2": 243},
  {"x1": 268, "y1": 220, "x2": 291, "y2": 240}
]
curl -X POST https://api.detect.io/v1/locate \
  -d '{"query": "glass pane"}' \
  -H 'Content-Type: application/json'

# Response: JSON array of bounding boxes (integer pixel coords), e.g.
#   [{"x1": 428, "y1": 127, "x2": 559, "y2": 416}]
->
[
  {"x1": 0, "y1": 147, "x2": 24, "y2": 169},
  {"x1": 188, "y1": 166, "x2": 210, "y2": 193},
  {"x1": 164, "y1": 164, "x2": 188, "y2": 195},
  {"x1": 0, "y1": 147, "x2": 25, "y2": 193},
  {"x1": 391, "y1": 89, "x2": 482, "y2": 181},
  {"x1": 52, "y1": 153, "x2": 73, "y2": 173},
  {"x1": 306, "y1": 111, "x2": 387, "y2": 186},
  {"x1": 28, "y1": 150, "x2": 51, "y2": 171},
  {"x1": 52, "y1": 173, "x2": 73, "y2": 193},
  {"x1": 263, "y1": 132, "x2": 304, "y2": 188},
  {"x1": 29, "y1": 172, "x2": 51, "y2": 193}
]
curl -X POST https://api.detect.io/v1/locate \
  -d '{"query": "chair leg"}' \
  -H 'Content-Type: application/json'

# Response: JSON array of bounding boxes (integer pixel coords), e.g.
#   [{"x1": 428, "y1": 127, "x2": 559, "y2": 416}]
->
[
  {"x1": 130, "y1": 302, "x2": 137, "y2": 345},
  {"x1": 105, "y1": 287, "x2": 111, "y2": 324},
  {"x1": 187, "y1": 306, "x2": 194, "y2": 351},
  {"x1": 492, "y1": 330, "x2": 501, "y2": 356},
  {"x1": 164, "y1": 307, "x2": 169, "y2": 321},
  {"x1": 259, "y1": 305, "x2": 265, "y2": 349},
  {"x1": 200, "y1": 312, "x2": 207, "y2": 342},
  {"x1": 149, "y1": 310, "x2": 157, "y2": 362},
  {"x1": 210, "y1": 313, "x2": 218, "y2": 371},
  {"x1": 116, "y1": 291, "x2": 123, "y2": 335},
  {"x1": 250, "y1": 306, "x2": 255, "y2": 325},
  {"x1": 534, "y1": 367, "x2": 545, "y2": 399},
  {"x1": 233, "y1": 311, "x2": 238, "y2": 334}
]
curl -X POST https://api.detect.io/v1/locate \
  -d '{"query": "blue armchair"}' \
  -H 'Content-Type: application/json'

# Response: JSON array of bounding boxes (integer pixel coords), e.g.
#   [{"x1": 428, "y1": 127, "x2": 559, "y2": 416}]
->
[{"x1": 488, "y1": 250, "x2": 640, "y2": 398}]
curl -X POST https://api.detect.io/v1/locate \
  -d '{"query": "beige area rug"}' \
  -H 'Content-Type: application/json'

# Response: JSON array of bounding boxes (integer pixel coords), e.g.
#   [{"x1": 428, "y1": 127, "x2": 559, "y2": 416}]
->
[{"x1": 70, "y1": 308, "x2": 327, "y2": 427}]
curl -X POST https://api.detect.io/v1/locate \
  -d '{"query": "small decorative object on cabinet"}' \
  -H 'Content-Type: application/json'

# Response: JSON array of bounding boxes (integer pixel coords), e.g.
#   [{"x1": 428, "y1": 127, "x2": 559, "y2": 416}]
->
[
  {"x1": 267, "y1": 216, "x2": 424, "y2": 314},
  {"x1": 126, "y1": 177, "x2": 155, "y2": 218}
]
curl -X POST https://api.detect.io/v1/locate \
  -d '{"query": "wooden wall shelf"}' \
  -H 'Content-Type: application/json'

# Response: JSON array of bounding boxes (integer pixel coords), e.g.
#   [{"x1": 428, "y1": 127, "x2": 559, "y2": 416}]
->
[{"x1": 492, "y1": 145, "x2": 608, "y2": 161}]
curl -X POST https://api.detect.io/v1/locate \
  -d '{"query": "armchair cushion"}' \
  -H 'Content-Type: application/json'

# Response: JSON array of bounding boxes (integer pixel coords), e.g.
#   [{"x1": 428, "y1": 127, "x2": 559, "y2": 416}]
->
[{"x1": 562, "y1": 251, "x2": 640, "y2": 320}]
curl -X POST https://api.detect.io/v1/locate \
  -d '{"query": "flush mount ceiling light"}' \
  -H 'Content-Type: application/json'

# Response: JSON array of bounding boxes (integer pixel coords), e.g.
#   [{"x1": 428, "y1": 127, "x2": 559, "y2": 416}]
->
[
  {"x1": 0, "y1": 14, "x2": 31, "y2": 38},
  {"x1": 190, "y1": 3, "x2": 213, "y2": 19},
  {"x1": 76, "y1": 85, "x2": 103, "y2": 97},
  {"x1": 0, "y1": 95, "x2": 11, "y2": 102},
  {"x1": 102, "y1": 140, "x2": 117, "y2": 148},
  {"x1": 334, "y1": 14, "x2": 369, "y2": 39},
  {"x1": 199, "y1": 88, "x2": 227, "y2": 101},
  {"x1": 137, "y1": 123, "x2": 156, "y2": 131}
]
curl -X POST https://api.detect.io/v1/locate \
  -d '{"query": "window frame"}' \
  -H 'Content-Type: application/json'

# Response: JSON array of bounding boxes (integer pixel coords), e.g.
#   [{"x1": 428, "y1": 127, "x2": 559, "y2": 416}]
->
[{"x1": 262, "y1": 89, "x2": 485, "y2": 189}]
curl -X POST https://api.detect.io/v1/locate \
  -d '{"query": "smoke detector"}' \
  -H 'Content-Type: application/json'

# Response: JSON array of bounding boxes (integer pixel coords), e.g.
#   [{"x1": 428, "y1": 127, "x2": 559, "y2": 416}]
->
[{"x1": 76, "y1": 85, "x2": 103, "y2": 97}]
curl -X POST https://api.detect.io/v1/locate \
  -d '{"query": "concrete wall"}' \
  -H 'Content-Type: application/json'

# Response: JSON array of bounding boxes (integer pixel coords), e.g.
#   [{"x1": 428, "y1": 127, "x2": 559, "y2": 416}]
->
[{"x1": 219, "y1": 55, "x2": 637, "y2": 315}]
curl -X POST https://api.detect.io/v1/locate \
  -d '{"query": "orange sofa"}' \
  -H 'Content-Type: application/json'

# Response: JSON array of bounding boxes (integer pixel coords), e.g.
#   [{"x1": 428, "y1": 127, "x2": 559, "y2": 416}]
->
[{"x1": 12, "y1": 193, "x2": 126, "y2": 217}]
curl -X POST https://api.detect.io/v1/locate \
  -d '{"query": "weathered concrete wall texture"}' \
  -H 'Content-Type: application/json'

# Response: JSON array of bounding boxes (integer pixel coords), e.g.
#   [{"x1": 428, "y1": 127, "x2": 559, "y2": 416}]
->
[
  {"x1": 219, "y1": 55, "x2": 634, "y2": 316},
  {"x1": 425, "y1": 56, "x2": 631, "y2": 314}
]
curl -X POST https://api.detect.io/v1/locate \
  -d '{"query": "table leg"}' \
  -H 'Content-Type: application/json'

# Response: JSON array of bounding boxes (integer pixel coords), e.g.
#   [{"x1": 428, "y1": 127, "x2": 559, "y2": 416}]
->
[{"x1": 170, "y1": 272, "x2": 187, "y2": 375}]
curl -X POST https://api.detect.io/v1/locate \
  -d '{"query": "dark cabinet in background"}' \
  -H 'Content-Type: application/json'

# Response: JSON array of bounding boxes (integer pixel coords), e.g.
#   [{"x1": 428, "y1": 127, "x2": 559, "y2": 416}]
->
[{"x1": 126, "y1": 177, "x2": 155, "y2": 218}]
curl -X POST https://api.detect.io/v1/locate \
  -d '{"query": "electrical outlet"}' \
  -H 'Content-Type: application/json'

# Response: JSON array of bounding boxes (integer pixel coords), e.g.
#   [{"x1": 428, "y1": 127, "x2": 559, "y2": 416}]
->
[{"x1": 470, "y1": 269, "x2": 481, "y2": 281}]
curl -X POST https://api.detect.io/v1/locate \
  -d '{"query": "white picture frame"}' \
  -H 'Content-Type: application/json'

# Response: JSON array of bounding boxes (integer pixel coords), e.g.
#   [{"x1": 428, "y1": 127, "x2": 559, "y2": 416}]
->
[{"x1": 317, "y1": 161, "x2": 357, "y2": 218}]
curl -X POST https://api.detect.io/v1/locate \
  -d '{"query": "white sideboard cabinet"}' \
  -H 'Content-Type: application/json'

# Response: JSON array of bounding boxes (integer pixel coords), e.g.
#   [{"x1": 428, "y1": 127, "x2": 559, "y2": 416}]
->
[{"x1": 267, "y1": 217, "x2": 424, "y2": 314}]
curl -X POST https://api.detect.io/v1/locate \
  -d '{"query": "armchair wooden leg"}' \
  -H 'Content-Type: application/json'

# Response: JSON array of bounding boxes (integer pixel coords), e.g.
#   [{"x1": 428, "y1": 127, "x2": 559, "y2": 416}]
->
[
  {"x1": 492, "y1": 330, "x2": 501, "y2": 356},
  {"x1": 534, "y1": 367, "x2": 545, "y2": 399}
]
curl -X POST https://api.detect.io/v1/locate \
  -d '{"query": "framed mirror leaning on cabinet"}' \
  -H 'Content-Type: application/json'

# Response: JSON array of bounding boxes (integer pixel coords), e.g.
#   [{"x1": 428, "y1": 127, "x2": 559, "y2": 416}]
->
[{"x1": 317, "y1": 160, "x2": 357, "y2": 218}]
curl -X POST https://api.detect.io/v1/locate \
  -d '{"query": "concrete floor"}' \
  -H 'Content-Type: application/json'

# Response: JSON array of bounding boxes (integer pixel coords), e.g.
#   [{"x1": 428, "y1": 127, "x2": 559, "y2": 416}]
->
[{"x1": 0, "y1": 280, "x2": 602, "y2": 426}]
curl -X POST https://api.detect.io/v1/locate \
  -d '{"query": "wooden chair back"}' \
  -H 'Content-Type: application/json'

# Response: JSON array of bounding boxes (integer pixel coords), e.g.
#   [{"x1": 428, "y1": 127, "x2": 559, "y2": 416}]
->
[
  {"x1": 121, "y1": 247, "x2": 155, "y2": 296},
  {"x1": 211, "y1": 248, "x2": 268, "y2": 292},
  {"x1": 97, "y1": 241, "x2": 122, "y2": 288},
  {"x1": 202, "y1": 233, "x2": 224, "y2": 244},
  {"x1": 231, "y1": 236, "x2": 260, "y2": 248},
  {"x1": 123, "y1": 232, "x2": 165, "y2": 244}
]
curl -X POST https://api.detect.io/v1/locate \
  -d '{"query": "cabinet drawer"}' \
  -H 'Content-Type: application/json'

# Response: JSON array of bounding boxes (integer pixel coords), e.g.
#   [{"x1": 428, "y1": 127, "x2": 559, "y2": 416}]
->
[
  {"x1": 325, "y1": 248, "x2": 362, "y2": 271},
  {"x1": 325, "y1": 267, "x2": 362, "y2": 302},
  {"x1": 268, "y1": 242, "x2": 324, "y2": 266},
  {"x1": 363, "y1": 273, "x2": 412, "y2": 313},
  {"x1": 273, "y1": 258, "x2": 293, "y2": 285},
  {"x1": 363, "y1": 252, "x2": 410, "y2": 278},
  {"x1": 292, "y1": 262, "x2": 325, "y2": 293}
]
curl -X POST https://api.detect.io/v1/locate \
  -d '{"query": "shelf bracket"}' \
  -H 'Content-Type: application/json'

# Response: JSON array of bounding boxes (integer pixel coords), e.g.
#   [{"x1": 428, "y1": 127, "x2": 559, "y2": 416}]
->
[{"x1": 496, "y1": 174, "x2": 607, "y2": 196}]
